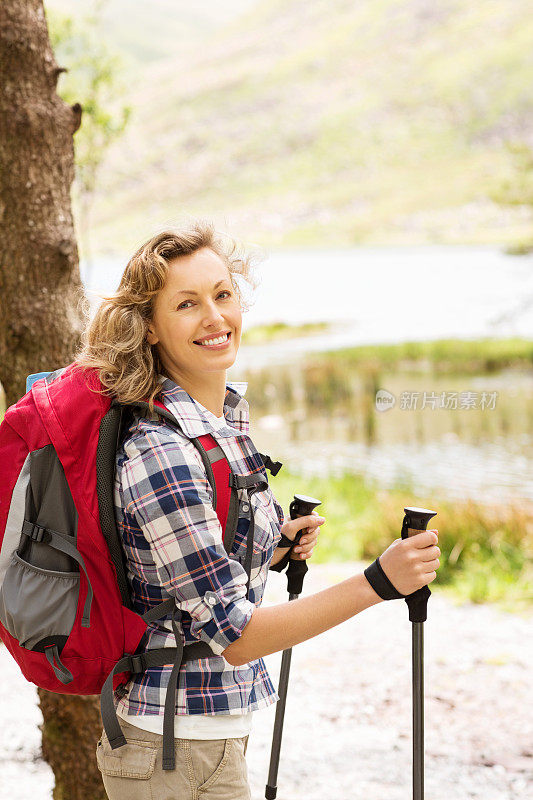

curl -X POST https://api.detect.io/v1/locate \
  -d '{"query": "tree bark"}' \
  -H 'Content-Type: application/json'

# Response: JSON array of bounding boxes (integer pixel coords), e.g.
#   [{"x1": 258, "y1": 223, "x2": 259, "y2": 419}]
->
[
  {"x1": 0, "y1": 0, "x2": 84, "y2": 403},
  {"x1": 0, "y1": 2, "x2": 106, "y2": 798},
  {"x1": 39, "y1": 692, "x2": 106, "y2": 800}
]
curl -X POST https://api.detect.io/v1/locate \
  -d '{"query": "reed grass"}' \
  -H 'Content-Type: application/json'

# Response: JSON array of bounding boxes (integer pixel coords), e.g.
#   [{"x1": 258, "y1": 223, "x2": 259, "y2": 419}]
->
[
  {"x1": 324, "y1": 337, "x2": 533, "y2": 375},
  {"x1": 269, "y1": 468, "x2": 533, "y2": 614},
  {"x1": 241, "y1": 321, "x2": 330, "y2": 344},
  {"x1": 241, "y1": 331, "x2": 533, "y2": 374}
]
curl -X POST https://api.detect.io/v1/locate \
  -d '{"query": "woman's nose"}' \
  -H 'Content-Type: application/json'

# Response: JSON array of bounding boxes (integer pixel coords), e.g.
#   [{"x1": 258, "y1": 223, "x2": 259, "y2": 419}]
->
[{"x1": 202, "y1": 300, "x2": 225, "y2": 327}]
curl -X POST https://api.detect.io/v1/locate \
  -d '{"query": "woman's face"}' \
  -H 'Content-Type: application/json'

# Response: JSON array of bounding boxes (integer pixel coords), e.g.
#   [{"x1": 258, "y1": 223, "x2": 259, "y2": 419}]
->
[{"x1": 146, "y1": 247, "x2": 242, "y2": 383}]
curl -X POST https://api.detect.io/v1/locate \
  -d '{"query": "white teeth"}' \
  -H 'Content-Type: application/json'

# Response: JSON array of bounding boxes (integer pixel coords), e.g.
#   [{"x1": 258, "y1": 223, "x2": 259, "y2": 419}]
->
[{"x1": 197, "y1": 333, "x2": 229, "y2": 346}]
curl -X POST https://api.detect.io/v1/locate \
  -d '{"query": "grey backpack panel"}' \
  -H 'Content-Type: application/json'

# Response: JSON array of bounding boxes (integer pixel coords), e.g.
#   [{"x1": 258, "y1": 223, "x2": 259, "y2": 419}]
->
[
  {"x1": 0, "y1": 444, "x2": 81, "y2": 654},
  {"x1": 0, "y1": 452, "x2": 31, "y2": 585}
]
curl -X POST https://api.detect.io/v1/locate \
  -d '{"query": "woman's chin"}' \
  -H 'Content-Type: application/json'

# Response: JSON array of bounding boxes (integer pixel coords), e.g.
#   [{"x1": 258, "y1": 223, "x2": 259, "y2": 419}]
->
[{"x1": 196, "y1": 351, "x2": 238, "y2": 371}]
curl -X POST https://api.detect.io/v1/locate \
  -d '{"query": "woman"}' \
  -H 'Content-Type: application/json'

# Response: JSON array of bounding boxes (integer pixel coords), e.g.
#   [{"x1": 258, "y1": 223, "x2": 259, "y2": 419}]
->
[{"x1": 75, "y1": 221, "x2": 441, "y2": 800}]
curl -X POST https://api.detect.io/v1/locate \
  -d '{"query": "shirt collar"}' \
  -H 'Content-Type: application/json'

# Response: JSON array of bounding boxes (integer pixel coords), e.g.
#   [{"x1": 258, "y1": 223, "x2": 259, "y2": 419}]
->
[{"x1": 156, "y1": 375, "x2": 250, "y2": 439}]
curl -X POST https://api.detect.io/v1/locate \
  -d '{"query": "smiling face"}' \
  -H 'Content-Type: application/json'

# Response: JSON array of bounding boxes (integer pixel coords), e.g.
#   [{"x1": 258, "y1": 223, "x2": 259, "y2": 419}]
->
[{"x1": 146, "y1": 247, "x2": 242, "y2": 392}]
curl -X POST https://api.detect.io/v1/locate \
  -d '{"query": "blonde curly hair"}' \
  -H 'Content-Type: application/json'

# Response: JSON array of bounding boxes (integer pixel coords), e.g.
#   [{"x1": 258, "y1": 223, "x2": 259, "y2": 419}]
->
[{"x1": 73, "y1": 220, "x2": 259, "y2": 413}]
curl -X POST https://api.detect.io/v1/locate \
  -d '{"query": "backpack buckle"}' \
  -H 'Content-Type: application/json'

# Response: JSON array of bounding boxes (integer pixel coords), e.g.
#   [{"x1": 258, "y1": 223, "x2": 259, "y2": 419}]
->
[
  {"x1": 229, "y1": 473, "x2": 268, "y2": 491},
  {"x1": 259, "y1": 453, "x2": 283, "y2": 476},
  {"x1": 22, "y1": 521, "x2": 49, "y2": 543}
]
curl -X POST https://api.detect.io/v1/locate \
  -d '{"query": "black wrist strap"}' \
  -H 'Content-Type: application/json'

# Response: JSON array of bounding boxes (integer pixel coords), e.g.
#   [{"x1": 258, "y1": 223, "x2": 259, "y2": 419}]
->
[
  {"x1": 364, "y1": 557, "x2": 406, "y2": 600},
  {"x1": 276, "y1": 532, "x2": 294, "y2": 549}
]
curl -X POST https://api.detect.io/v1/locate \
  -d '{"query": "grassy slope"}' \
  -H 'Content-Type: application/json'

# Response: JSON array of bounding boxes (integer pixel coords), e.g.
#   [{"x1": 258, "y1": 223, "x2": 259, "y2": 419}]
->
[
  {"x1": 85, "y1": 0, "x2": 533, "y2": 254},
  {"x1": 44, "y1": 0, "x2": 260, "y2": 66}
]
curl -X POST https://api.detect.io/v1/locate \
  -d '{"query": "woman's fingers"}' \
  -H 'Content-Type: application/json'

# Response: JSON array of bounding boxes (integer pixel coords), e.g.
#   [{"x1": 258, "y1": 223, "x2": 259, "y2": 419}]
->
[
  {"x1": 280, "y1": 511, "x2": 325, "y2": 559},
  {"x1": 294, "y1": 547, "x2": 314, "y2": 559},
  {"x1": 293, "y1": 528, "x2": 320, "y2": 557},
  {"x1": 420, "y1": 544, "x2": 441, "y2": 561},
  {"x1": 296, "y1": 529, "x2": 319, "y2": 546},
  {"x1": 412, "y1": 529, "x2": 438, "y2": 547}
]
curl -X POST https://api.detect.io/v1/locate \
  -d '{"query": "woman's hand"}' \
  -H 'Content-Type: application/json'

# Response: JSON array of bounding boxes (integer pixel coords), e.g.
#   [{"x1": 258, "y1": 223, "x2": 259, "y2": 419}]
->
[
  {"x1": 279, "y1": 511, "x2": 325, "y2": 560},
  {"x1": 378, "y1": 529, "x2": 441, "y2": 595}
]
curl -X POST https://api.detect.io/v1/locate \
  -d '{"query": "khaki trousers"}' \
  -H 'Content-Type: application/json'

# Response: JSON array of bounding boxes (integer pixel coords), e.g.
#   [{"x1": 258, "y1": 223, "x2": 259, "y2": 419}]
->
[{"x1": 96, "y1": 718, "x2": 251, "y2": 800}]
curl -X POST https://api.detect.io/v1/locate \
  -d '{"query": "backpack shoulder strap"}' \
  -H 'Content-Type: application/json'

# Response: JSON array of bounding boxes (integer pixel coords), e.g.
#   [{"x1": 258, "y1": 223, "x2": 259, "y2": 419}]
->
[
  {"x1": 97, "y1": 402, "x2": 133, "y2": 608},
  {"x1": 195, "y1": 434, "x2": 238, "y2": 554},
  {"x1": 118, "y1": 400, "x2": 237, "y2": 555}
]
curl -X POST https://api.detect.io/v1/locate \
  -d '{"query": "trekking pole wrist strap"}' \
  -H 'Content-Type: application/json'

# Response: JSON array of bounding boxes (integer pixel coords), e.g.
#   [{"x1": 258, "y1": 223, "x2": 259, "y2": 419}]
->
[
  {"x1": 364, "y1": 557, "x2": 406, "y2": 600},
  {"x1": 277, "y1": 519, "x2": 308, "y2": 551},
  {"x1": 270, "y1": 528, "x2": 305, "y2": 574},
  {"x1": 276, "y1": 532, "x2": 295, "y2": 549}
]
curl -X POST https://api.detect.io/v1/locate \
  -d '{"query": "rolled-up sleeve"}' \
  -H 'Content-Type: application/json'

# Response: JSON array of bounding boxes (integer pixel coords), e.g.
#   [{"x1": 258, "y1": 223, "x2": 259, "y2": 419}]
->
[{"x1": 120, "y1": 428, "x2": 255, "y2": 655}]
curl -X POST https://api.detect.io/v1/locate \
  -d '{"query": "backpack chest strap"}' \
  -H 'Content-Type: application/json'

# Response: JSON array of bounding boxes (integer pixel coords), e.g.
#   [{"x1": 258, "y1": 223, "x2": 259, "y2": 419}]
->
[{"x1": 229, "y1": 473, "x2": 268, "y2": 491}]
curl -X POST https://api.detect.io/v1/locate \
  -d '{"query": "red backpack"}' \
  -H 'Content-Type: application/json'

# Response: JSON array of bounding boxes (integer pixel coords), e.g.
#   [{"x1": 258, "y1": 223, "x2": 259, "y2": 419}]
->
[{"x1": 0, "y1": 363, "x2": 280, "y2": 770}]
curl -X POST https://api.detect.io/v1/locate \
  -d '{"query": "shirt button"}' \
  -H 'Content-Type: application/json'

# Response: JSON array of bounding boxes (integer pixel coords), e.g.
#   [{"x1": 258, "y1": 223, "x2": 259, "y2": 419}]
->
[
  {"x1": 242, "y1": 503, "x2": 250, "y2": 512},
  {"x1": 205, "y1": 591, "x2": 218, "y2": 607}
]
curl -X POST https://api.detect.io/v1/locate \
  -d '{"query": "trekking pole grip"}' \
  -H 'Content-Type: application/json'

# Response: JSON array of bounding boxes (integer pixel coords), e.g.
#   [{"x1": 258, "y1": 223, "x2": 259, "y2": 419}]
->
[
  {"x1": 401, "y1": 506, "x2": 437, "y2": 623},
  {"x1": 286, "y1": 494, "x2": 322, "y2": 597}
]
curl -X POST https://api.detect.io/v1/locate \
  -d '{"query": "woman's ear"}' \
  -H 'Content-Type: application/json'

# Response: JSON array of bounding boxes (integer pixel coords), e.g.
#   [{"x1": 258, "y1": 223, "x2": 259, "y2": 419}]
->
[{"x1": 146, "y1": 326, "x2": 158, "y2": 346}]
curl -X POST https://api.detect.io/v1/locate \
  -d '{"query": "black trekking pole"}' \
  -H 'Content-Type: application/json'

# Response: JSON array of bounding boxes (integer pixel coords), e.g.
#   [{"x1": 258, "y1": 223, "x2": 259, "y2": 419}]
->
[
  {"x1": 401, "y1": 506, "x2": 437, "y2": 800},
  {"x1": 265, "y1": 493, "x2": 322, "y2": 800}
]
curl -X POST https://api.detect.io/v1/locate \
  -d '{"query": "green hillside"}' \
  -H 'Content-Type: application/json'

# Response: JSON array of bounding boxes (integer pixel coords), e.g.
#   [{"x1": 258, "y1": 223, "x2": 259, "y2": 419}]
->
[
  {"x1": 85, "y1": 0, "x2": 533, "y2": 254},
  {"x1": 45, "y1": 0, "x2": 260, "y2": 66}
]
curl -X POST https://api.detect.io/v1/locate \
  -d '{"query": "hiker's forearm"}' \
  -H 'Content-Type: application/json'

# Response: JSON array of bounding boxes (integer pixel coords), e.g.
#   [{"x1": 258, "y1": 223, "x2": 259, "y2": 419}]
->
[{"x1": 223, "y1": 571, "x2": 383, "y2": 666}]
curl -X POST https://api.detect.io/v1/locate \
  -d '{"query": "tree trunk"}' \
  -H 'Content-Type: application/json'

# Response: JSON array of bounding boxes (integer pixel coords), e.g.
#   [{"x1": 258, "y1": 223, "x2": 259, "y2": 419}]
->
[
  {"x1": 39, "y1": 692, "x2": 106, "y2": 800},
  {"x1": 0, "y1": 3, "x2": 106, "y2": 798},
  {"x1": 0, "y1": 0, "x2": 84, "y2": 402}
]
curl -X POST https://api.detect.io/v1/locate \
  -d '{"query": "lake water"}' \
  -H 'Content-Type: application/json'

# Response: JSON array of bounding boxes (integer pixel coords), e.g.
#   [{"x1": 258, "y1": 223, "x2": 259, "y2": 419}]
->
[
  {"x1": 245, "y1": 366, "x2": 533, "y2": 505},
  {"x1": 82, "y1": 245, "x2": 533, "y2": 344},
  {"x1": 253, "y1": 422, "x2": 533, "y2": 504},
  {"x1": 82, "y1": 246, "x2": 533, "y2": 503}
]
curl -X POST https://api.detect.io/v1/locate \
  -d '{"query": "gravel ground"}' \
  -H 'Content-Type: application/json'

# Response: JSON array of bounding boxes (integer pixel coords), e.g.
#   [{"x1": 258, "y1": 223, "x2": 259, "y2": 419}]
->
[{"x1": 1, "y1": 562, "x2": 531, "y2": 800}]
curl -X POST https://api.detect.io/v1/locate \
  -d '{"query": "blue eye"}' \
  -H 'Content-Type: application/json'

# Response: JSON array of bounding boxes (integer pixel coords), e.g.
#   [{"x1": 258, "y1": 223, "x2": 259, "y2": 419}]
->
[{"x1": 177, "y1": 290, "x2": 231, "y2": 310}]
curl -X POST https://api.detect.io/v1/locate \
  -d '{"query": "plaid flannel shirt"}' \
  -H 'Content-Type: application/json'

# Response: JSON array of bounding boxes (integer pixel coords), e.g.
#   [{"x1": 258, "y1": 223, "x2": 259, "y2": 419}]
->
[{"x1": 113, "y1": 376, "x2": 283, "y2": 718}]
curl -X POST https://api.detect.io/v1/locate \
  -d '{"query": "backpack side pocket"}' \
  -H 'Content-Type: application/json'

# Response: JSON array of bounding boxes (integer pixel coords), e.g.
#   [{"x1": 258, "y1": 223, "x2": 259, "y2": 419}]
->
[
  {"x1": 0, "y1": 552, "x2": 79, "y2": 649},
  {"x1": 0, "y1": 444, "x2": 92, "y2": 684}
]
